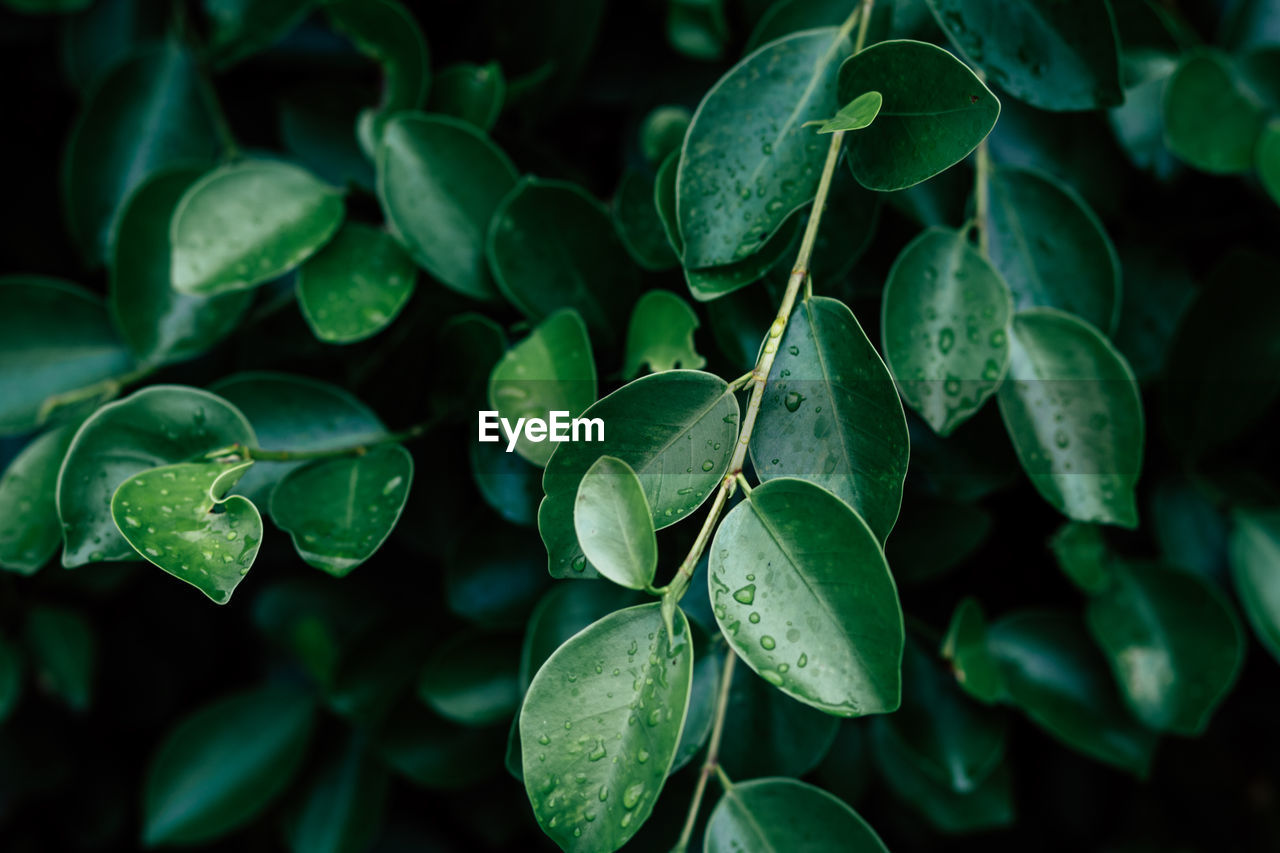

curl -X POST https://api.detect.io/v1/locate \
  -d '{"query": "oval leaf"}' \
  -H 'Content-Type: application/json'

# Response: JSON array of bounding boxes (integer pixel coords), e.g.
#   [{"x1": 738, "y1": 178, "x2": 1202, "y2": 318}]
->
[
  {"x1": 573, "y1": 456, "x2": 657, "y2": 591},
  {"x1": 1163, "y1": 49, "x2": 1266, "y2": 174},
  {"x1": 1231, "y1": 508, "x2": 1280, "y2": 665},
  {"x1": 0, "y1": 424, "x2": 78, "y2": 574},
  {"x1": 704, "y1": 777, "x2": 888, "y2": 853},
  {"x1": 297, "y1": 221, "x2": 417, "y2": 344}
]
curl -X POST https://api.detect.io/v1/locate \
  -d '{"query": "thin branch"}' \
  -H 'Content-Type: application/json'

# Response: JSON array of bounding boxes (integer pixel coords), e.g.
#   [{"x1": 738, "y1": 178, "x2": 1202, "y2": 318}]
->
[{"x1": 673, "y1": 651, "x2": 738, "y2": 853}]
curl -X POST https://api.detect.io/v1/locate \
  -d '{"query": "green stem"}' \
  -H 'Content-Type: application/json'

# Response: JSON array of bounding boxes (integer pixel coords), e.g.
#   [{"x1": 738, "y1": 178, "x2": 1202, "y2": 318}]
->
[
  {"x1": 36, "y1": 363, "x2": 158, "y2": 425},
  {"x1": 974, "y1": 135, "x2": 992, "y2": 257},
  {"x1": 673, "y1": 651, "x2": 737, "y2": 853}
]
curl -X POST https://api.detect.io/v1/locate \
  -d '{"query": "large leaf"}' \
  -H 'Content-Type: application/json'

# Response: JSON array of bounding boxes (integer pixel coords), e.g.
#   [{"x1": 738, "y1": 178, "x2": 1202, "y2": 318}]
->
[
  {"x1": 677, "y1": 27, "x2": 852, "y2": 268},
  {"x1": 925, "y1": 0, "x2": 1123, "y2": 110},
  {"x1": 574, "y1": 456, "x2": 657, "y2": 591},
  {"x1": 750, "y1": 296, "x2": 909, "y2": 542},
  {"x1": 1230, "y1": 508, "x2": 1280, "y2": 665},
  {"x1": 621, "y1": 290, "x2": 706, "y2": 378},
  {"x1": 839, "y1": 40, "x2": 1000, "y2": 191},
  {"x1": 709, "y1": 477, "x2": 904, "y2": 716},
  {"x1": 488, "y1": 309, "x2": 597, "y2": 467},
  {"x1": 376, "y1": 112, "x2": 517, "y2": 301},
  {"x1": 881, "y1": 227, "x2": 1012, "y2": 436},
  {"x1": 1163, "y1": 49, "x2": 1267, "y2": 174},
  {"x1": 1085, "y1": 561, "x2": 1244, "y2": 735},
  {"x1": 0, "y1": 277, "x2": 134, "y2": 435},
  {"x1": 297, "y1": 222, "x2": 417, "y2": 344},
  {"x1": 519, "y1": 603, "x2": 692, "y2": 852},
  {"x1": 143, "y1": 686, "x2": 315, "y2": 846},
  {"x1": 997, "y1": 309, "x2": 1143, "y2": 527},
  {"x1": 170, "y1": 160, "x2": 345, "y2": 296},
  {"x1": 985, "y1": 166, "x2": 1120, "y2": 333},
  {"x1": 62, "y1": 41, "x2": 215, "y2": 264},
  {"x1": 110, "y1": 168, "x2": 253, "y2": 365},
  {"x1": 538, "y1": 371, "x2": 738, "y2": 578},
  {"x1": 56, "y1": 385, "x2": 256, "y2": 567},
  {"x1": 704, "y1": 778, "x2": 888, "y2": 853},
  {"x1": 0, "y1": 424, "x2": 78, "y2": 574}
]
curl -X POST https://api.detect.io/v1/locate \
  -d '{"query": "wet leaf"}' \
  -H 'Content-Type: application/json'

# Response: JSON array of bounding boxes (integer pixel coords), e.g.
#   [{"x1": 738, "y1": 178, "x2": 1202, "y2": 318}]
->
[
  {"x1": 622, "y1": 290, "x2": 706, "y2": 379},
  {"x1": 704, "y1": 777, "x2": 888, "y2": 853},
  {"x1": 297, "y1": 222, "x2": 417, "y2": 344},
  {"x1": 574, "y1": 456, "x2": 657, "y2": 591}
]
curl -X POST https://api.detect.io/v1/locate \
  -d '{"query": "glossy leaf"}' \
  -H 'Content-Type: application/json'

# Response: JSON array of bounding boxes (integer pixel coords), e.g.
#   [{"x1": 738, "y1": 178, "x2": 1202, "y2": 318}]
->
[
  {"x1": 709, "y1": 477, "x2": 904, "y2": 716},
  {"x1": 985, "y1": 166, "x2": 1120, "y2": 333},
  {"x1": 750, "y1": 296, "x2": 909, "y2": 542},
  {"x1": 622, "y1": 290, "x2": 706, "y2": 378},
  {"x1": 489, "y1": 177, "x2": 641, "y2": 344},
  {"x1": 1230, "y1": 508, "x2": 1280, "y2": 664},
  {"x1": 538, "y1": 371, "x2": 738, "y2": 577},
  {"x1": 429, "y1": 62, "x2": 506, "y2": 131},
  {"x1": 111, "y1": 460, "x2": 263, "y2": 604},
  {"x1": 704, "y1": 777, "x2": 888, "y2": 853},
  {"x1": 882, "y1": 227, "x2": 1012, "y2": 436},
  {"x1": 204, "y1": 0, "x2": 313, "y2": 69},
  {"x1": 56, "y1": 385, "x2": 256, "y2": 567},
  {"x1": 23, "y1": 605, "x2": 94, "y2": 712},
  {"x1": 0, "y1": 424, "x2": 77, "y2": 574},
  {"x1": 285, "y1": 734, "x2": 389, "y2": 853},
  {"x1": 996, "y1": 309, "x2": 1144, "y2": 528},
  {"x1": 519, "y1": 603, "x2": 692, "y2": 852},
  {"x1": 270, "y1": 445, "x2": 413, "y2": 576},
  {"x1": 574, "y1": 456, "x2": 657, "y2": 590},
  {"x1": 0, "y1": 276, "x2": 133, "y2": 435},
  {"x1": 839, "y1": 40, "x2": 1000, "y2": 191},
  {"x1": 110, "y1": 168, "x2": 253, "y2": 365},
  {"x1": 1086, "y1": 561, "x2": 1244, "y2": 735},
  {"x1": 171, "y1": 159, "x2": 345, "y2": 296},
  {"x1": 816, "y1": 90, "x2": 883, "y2": 134},
  {"x1": 62, "y1": 42, "x2": 215, "y2": 264},
  {"x1": 376, "y1": 112, "x2": 517, "y2": 300},
  {"x1": 719, "y1": 665, "x2": 839, "y2": 779},
  {"x1": 612, "y1": 169, "x2": 679, "y2": 272},
  {"x1": 925, "y1": 0, "x2": 1123, "y2": 110},
  {"x1": 297, "y1": 222, "x2": 417, "y2": 344},
  {"x1": 419, "y1": 631, "x2": 521, "y2": 727},
  {"x1": 677, "y1": 27, "x2": 852, "y2": 268},
  {"x1": 519, "y1": 583, "x2": 645, "y2": 691},
  {"x1": 143, "y1": 686, "x2": 315, "y2": 846},
  {"x1": 1163, "y1": 49, "x2": 1266, "y2": 174},
  {"x1": 940, "y1": 597, "x2": 1003, "y2": 704}
]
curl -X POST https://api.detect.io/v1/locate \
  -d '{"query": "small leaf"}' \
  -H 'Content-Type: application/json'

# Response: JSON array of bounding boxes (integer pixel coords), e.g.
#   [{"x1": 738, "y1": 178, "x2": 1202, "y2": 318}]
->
[
  {"x1": 1230, "y1": 508, "x2": 1280, "y2": 665},
  {"x1": 622, "y1": 290, "x2": 706, "y2": 378},
  {"x1": 1163, "y1": 49, "x2": 1266, "y2": 174},
  {"x1": 112, "y1": 460, "x2": 263, "y2": 604},
  {"x1": 143, "y1": 686, "x2": 315, "y2": 846},
  {"x1": 612, "y1": 169, "x2": 679, "y2": 272},
  {"x1": 428, "y1": 62, "x2": 506, "y2": 131},
  {"x1": 704, "y1": 778, "x2": 888, "y2": 853},
  {"x1": 0, "y1": 424, "x2": 78, "y2": 574},
  {"x1": 678, "y1": 27, "x2": 853, "y2": 268},
  {"x1": 639, "y1": 105, "x2": 690, "y2": 166},
  {"x1": 270, "y1": 445, "x2": 413, "y2": 576},
  {"x1": 882, "y1": 227, "x2": 1013, "y2": 436},
  {"x1": 940, "y1": 597, "x2": 1003, "y2": 704},
  {"x1": 520, "y1": 603, "x2": 692, "y2": 852},
  {"x1": 573, "y1": 456, "x2": 657, "y2": 591},
  {"x1": 667, "y1": 0, "x2": 729, "y2": 61},
  {"x1": 171, "y1": 160, "x2": 345, "y2": 296},
  {"x1": 297, "y1": 222, "x2": 417, "y2": 344},
  {"x1": 709, "y1": 477, "x2": 904, "y2": 716},
  {"x1": 418, "y1": 630, "x2": 521, "y2": 727},
  {"x1": 839, "y1": 40, "x2": 999, "y2": 191},
  {"x1": 56, "y1": 385, "x2": 256, "y2": 567},
  {"x1": 816, "y1": 90, "x2": 883, "y2": 133},
  {"x1": 23, "y1": 605, "x2": 94, "y2": 712},
  {"x1": 284, "y1": 734, "x2": 389, "y2": 853},
  {"x1": 996, "y1": 308, "x2": 1144, "y2": 527},
  {"x1": 1049, "y1": 522, "x2": 1113, "y2": 593}
]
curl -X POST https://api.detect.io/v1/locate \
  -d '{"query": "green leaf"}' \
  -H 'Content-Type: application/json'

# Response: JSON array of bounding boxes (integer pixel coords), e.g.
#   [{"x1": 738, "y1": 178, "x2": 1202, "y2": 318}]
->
[
  {"x1": 986, "y1": 610, "x2": 1156, "y2": 776},
  {"x1": 270, "y1": 445, "x2": 413, "y2": 576},
  {"x1": 1150, "y1": 477, "x2": 1229, "y2": 581},
  {"x1": 0, "y1": 424, "x2": 78, "y2": 574},
  {"x1": 612, "y1": 169, "x2": 679, "y2": 272},
  {"x1": 622, "y1": 290, "x2": 706, "y2": 379},
  {"x1": 428, "y1": 62, "x2": 506, "y2": 131},
  {"x1": 745, "y1": 0, "x2": 892, "y2": 53},
  {"x1": 470, "y1": 439, "x2": 543, "y2": 527},
  {"x1": 1259, "y1": 120, "x2": 1280, "y2": 206},
  {"x1": 839, "y1": 40, "x2": 999, "y2": 191},
  {"x1": 1230, "y1": 508, "x2": 1280, "y2": 665},
  {"x1": 924, "y1": 0, "x2": 1123, "y2": 110},
  {"x1": 985, "y1": 166, "x2": 1121, "y2": 333},
  {"x1": 23, "y1": 605, "x2": 94, "y2": 712},
  {"x1": 419, "y1": 630, "x2": 521, "y2": 727},
  {"x1": 1049, "y1": 522, "x2": 1113, "y2": 593},
  {"x1": 677, "y1": 27, "x2": 852, "y2": 268},
  {"x1": 639, "y1": 105, "x2": 690, "y2": 166},
  {"x1": 0, "y1": 276, "x2": 134, "y2": 435},
  {"x1": 816, "y1": 90, "x2": 883, "y2": 134},
  {"x1": 1163, "y1": 49, "x2": 1267, "y2": 174},
  {"x1": 1085, "y1": 561, "x2": 1244, "y2": 735},
  {"x1": 110, "y1": 168, "x2": 253, "y2": 365},
  {"x1": 489, "y1": 177, "x2": 641, "y2": 345},
  {"x1": 111, "y1": 460, "x2": 263, "y2": 604},
  {"x1": 519, "y1": 583, "x2": 645, "y2": 691},
  {"x1": 446, "y1": 527, "x2": 548, "y2": 627},
  {"x1": 940, "y1": 597, "x2": 1003, "y2": 704},
  {"x1": 719, "y1": 665, "x2": 839, "y2": 779},
  {"x1": 171, "y1": 159, "x2": 345, "y2": 296},
  {"x1": 538, "y1": 371, "x2": 738, "y2": 578},
  {"x1": 1108, "y1": 53, "x2": 1181, "y2": 180},
  {"x1": 520, "y1": 603, "x2": 692, "y2": 852},
  {"x1": 704, "y1": 777, "x2": 888, "y2": 853},
  {"x1": 0, "y1": 635, "x2": 20, "y2": 723},
  {"x1": 56, "y1": 385, "x2": 256, "y2": 567},
  {"x1": 204, "y1": 0, "x2": 313, "y2": 69},
  {"x1": 996, "y1": 308, "x2": 1143, "y2": 527},
  {"x1": 376, "y1": 112, "x2": 517, "y2": 301},
  {"x1": 62, "y1": 41, "x2": 215, "y2": 264},
  {"x1": 285, "y1": 734, "x2": 389, "y2": 853},
  {"x1": 709, "y1": 477, "x2": 904, "y2": 716},
  {"x1": 297, "y1": 222, "x2": 417, "y2": 344},
  {"x1": 573, "y1": 456, "x2": 658, "y2": 591},
  {"x1": 750, "y1": 296, "x2": 909, "y2": 543},
  {"x1": 59, "y1": 0, "x2": 166, "y2": 91},
  {"x1": 667, "y1": 0, "x2": 729, "y2": 61},
  {"x1": 488, "y1": 309, "x2": 598, "y2": 468},
  {"x1": 209, "y1": 372, "x2": 386, "y2": 508},
  {"x1": 882, "y1": 227, "x2": 1012, "y2": 436},
  {"x1": 1111, "y1": 242, "x2": 1196, "y2": 381},
  {"x1": 143, "y1": 686, "x2": 315, "y2": 846}
]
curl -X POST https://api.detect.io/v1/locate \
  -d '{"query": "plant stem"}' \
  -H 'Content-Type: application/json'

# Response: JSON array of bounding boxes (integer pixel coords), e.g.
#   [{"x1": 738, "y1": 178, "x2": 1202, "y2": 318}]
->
[
  {"x1": 854, "y1": 0, "x2": 875, "y2": 54},
  {"x1": 207, "y1": 421, "x2": 435, "y2": 463},
  {"x1": 673, "y1": 651, "x2": 737, "y2": 853},
  {"x1": 36, "y1": 363, "x2": 158, "y2": 424},
  {"x1": 974, "y1": 135, "x2": 992, "y2": 257}
]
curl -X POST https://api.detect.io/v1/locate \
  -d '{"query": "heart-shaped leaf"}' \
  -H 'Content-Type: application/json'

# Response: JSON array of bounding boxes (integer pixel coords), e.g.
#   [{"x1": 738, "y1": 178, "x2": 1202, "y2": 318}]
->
[
  {"x1": 1230, "y1": 508, "x2": 1280, "y2": 665},
  {"x1": 622, "y1": 290, "x2": 706, "y2": 378},
  {"x1": 297, "y1": 221, "x2": 417, "y2": 344},
  {"x1": 112, "y1": 460, "x2": 263, "y2": 604},
  {"x1": 573, "y1": 456, "x2": 657, "y2": 591},
  {"x1": 704, "y1": 778, "x2": 888, "y2": 853},
  {"x1": 817, "y1": 90, "x2": 883, "y2": 133},
  {"x1": 0, "y1": 423, "x2": 79, "y2": 574}
]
